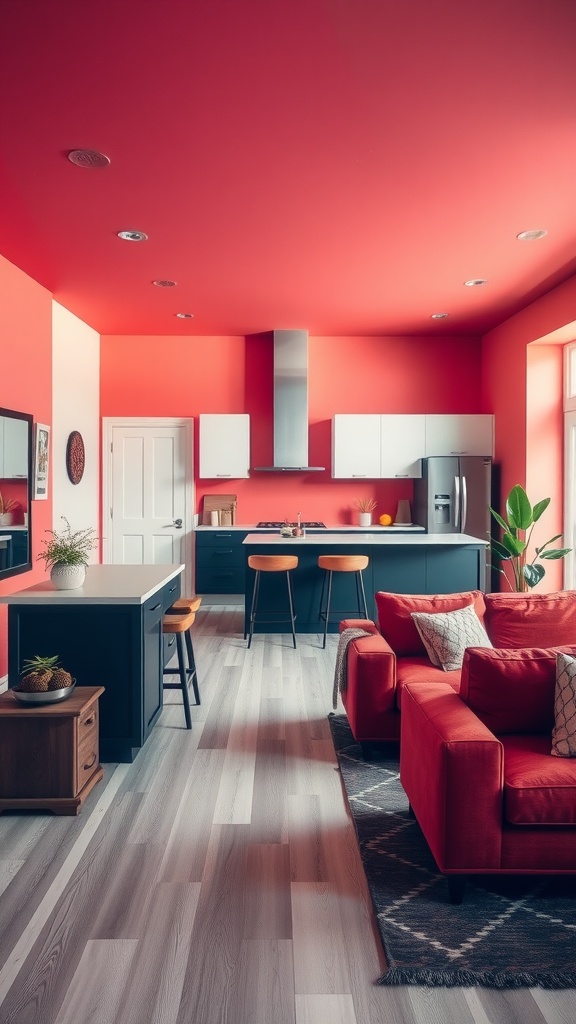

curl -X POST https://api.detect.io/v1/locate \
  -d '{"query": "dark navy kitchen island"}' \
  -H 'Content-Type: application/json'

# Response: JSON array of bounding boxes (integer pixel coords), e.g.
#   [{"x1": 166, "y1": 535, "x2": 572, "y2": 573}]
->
[{"x1": 242, "y1": 532, "x2": 488, "y2": 635}]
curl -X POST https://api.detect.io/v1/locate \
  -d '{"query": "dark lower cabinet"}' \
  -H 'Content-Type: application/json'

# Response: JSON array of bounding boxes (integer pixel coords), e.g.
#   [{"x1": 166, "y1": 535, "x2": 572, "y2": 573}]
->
[
  {"x1": 7, "y1": 575, "x2": 181, "y2": 762},
  {"x1": 196, "y1": 530, "x2": 248, "y2": 593}
]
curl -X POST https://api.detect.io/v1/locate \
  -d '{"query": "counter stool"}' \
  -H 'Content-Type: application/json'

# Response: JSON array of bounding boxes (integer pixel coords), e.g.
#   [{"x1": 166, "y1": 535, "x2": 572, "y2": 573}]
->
[
  {"x1": 162, "y1": 607, "x2": 201, "y2": 729},
  {"x1": 318, "y1": 554, "x2": 369, "y2": 649},
  {"x1": 247, "y1": 555, "x2": 298, "y2": 649},
  {"x1": 168, "y1": 595, "x2": 202, "y2": 614}
]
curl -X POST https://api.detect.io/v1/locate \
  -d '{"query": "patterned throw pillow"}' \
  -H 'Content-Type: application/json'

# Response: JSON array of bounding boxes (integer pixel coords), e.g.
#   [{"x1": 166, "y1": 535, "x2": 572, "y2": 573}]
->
[
  {"x1": 551, "y1": 651, "x2": 576, "y2": 757},
  {"x1": 410, "y1": 602, "x2": 493, "y2": 672}
]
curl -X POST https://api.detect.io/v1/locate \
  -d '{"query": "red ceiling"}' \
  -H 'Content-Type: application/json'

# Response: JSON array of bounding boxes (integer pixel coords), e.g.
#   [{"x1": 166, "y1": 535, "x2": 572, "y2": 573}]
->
[{"x1": 1, "y1": 0, "x2": 576, "y2": 337}]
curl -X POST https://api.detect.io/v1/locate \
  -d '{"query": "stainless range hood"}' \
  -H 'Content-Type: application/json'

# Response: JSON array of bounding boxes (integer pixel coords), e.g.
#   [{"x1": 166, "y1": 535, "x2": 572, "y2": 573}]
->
[{"x1": 253, "y1": 329, "x2": 324, "y2": 472}]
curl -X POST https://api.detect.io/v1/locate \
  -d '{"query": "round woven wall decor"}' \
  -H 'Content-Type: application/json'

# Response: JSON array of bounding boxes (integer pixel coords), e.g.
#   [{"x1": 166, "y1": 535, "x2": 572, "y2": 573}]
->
[{"x1": 66, "y1": 431, "x2": 85, "y2": 484}]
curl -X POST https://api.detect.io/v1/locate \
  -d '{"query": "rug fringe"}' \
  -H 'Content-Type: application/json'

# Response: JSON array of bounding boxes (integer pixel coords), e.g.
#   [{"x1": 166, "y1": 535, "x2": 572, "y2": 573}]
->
[{"x1": 378, "y1": 967, "x2": 576, "y2": 989}]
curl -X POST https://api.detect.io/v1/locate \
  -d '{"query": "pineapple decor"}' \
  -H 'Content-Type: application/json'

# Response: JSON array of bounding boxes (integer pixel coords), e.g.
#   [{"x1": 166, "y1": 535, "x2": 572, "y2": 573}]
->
[{"x1": 17, "y1": 655, "x2": 74, "y2": 694}]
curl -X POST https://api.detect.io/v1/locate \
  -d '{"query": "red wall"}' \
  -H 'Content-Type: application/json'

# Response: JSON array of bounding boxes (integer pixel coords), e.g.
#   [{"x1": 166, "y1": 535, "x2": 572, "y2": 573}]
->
[
  {"x1": 0, "y1": 256, "x2": 53, "y2": 677},
  {"x1": 482, "y1": 273, "x2": 576, "y2": 590},
  {"x1": 100, "y1": 332, "x2": 483, "y2": 525}
]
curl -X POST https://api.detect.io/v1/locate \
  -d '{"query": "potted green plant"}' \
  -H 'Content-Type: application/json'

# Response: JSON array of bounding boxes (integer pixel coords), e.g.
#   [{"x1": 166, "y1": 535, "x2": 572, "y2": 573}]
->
[
  {"x1": 352, "y1": 496, "x2": 377, "y2": 527},
  {"x1": 38, "y1": 516, "x2": 98, "y2": 590},
  {"x1": 490, "y1": 484, "x2": 571, "y2": 591}
]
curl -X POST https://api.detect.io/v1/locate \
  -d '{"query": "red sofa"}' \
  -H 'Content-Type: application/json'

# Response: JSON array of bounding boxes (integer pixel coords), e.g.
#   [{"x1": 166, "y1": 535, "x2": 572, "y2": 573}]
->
[
  {"x1": 339, "y1": 589, "x2": 576, "y2": 758},
  {"x1": 400, "y1": 645, "x2": 576, "y2": 901}
]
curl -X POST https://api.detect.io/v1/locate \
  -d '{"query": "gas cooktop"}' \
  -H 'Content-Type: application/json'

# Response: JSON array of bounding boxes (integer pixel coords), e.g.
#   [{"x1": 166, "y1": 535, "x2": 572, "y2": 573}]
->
[{"x1": 256, "y1": 521, "x2": 327, "y2": 529}]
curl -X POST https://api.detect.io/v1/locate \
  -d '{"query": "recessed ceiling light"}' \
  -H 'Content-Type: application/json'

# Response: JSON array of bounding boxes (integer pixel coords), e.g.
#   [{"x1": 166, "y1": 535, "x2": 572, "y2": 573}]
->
[
  {"x1": 464, "y1": 279, "x2": 487, "y2": 287},
  {"x1": 152, "y1": 279, "x2": 177, "y2": 288},
  {"x1": 431, "y1": 312, "x2": 449, "y2": 319},
  {"x1": 517, "y1": 229, "x2": 548, "y2": 241},
  {"x1": 117, "y1": 230, "x2": 148, "y2": 242},
  {"x1": 176, "y1": 312, "x2": 194, "y2": 319},
  {"x1": 68, "y1": 149, "x2": 110, "y2": 169}
]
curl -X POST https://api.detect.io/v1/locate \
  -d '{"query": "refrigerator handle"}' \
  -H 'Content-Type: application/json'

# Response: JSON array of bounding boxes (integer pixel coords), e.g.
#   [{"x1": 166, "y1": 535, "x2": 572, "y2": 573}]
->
[
  {"x1": 454, "y1": 475, "x2": 460, "y2": 530},
  {"x1": 461, "y1": 475, "x2": 468, "y2": 533}
]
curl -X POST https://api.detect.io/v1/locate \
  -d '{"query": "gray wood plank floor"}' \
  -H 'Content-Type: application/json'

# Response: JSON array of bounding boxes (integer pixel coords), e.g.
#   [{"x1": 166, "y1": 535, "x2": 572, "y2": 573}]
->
[{"x1": 0, "y1": 605, "x2": 573, "y2": 1023}]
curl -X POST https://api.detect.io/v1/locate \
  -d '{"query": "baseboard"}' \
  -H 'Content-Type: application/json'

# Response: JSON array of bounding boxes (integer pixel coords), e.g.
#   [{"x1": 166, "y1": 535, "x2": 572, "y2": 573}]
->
[{"x1": 200, "y1": 594, "x2": 243, "y2": 606}]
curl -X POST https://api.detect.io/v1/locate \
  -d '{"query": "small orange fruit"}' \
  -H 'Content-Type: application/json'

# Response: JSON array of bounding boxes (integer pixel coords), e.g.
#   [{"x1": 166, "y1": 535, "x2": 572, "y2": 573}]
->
[{"x1": 379, "y1": 513, "x2": 393, "y2": 526}]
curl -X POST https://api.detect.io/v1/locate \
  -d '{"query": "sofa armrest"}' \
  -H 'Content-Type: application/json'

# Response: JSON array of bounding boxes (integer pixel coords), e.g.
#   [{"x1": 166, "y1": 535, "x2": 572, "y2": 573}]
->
[
  {"x1": 400, "y1": 682, "x2": 504, "y2": 872},
  {"x1": 337, "y1": 622, "x2": 398, "y2": 740}
]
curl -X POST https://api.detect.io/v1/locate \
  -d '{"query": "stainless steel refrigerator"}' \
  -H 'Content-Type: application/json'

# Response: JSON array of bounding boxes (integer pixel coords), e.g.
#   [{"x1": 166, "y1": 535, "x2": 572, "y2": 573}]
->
[{"x1": 413, "y1": 456, "x2": 493, "y2": 585}]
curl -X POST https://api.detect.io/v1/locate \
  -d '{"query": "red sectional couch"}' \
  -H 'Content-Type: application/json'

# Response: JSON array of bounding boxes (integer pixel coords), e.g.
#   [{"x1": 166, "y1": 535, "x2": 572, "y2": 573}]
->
[
  {"x1": 338, "y1": 589, "x2": 576, "y2": 758},
  {"x1": 399, "y1": 645, "x2": 576, "y2": 901}
]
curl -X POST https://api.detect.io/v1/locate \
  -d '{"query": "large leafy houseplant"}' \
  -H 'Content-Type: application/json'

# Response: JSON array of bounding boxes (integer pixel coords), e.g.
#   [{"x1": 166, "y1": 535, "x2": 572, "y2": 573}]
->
[{"x1": 490, "y1": 484, "x2": 571, "y2": 591}]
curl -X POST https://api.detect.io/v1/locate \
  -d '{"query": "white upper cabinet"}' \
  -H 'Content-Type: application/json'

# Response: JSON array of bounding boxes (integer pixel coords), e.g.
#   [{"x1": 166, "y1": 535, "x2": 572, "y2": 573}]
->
[
  {"x1": 425, "y1": 414, "x2": 494, "y2": 458},
  {"x1": 332, "y1": 415, "x2": 381, "y2": 478},
  {"x1": 198, "y1": 414, "x2": 250, "y2": 478},
  {"x1": 1, "y1": 416, "x2": 28, "y2": 478},
  {"x1": 380, "y1": 415, "x2": 424, "y2": 478},
  {"x1": 332, "y1": 414, "x2": 424, "y2": 478}
]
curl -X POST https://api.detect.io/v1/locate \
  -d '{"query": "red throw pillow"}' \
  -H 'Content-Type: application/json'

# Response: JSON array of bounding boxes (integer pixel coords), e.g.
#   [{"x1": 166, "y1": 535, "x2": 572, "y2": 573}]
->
[
  {"x1": 485, "y1": 591, "x2": 576, "y2": 649},
  {"x1": 460, "y1": 645, "x2": 576, "y2": 735},
  {"x1": 375, "y1": 590, "x2": 486, "y2": 656}
]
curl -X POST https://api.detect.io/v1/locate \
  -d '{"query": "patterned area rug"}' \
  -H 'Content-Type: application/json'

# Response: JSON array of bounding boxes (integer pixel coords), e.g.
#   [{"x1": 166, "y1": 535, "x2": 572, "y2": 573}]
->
[{"x1": 328, "y1": 714, "x2": 576, "y2": 988}]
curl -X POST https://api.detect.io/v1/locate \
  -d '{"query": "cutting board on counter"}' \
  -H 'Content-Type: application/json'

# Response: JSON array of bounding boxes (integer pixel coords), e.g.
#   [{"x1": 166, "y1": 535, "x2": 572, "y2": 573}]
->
[{"x1": 202, "y1": 494, "x2": 237, "y2": 526}]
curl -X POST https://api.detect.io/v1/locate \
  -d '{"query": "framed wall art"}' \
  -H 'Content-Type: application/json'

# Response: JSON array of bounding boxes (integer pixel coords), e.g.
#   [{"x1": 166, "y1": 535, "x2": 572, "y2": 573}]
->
[{"x1": 33, "y1": 423, "x2": 50, "y2": 500}]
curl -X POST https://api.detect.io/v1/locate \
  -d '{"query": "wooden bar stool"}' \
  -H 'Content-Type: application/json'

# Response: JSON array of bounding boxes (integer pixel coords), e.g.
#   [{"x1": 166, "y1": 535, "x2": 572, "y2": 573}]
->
[
  {"x1": 318, "y1": 554, "x2": 369, "y2": 649},
  {"x1": 162, "y1": 607, "x2": 201, "y2": 729},
  {"x1": 247, "y1": 555, "x2": 298, "y2": 649},
  {"x1": 167, "y1": 595, "x2": 202, "y2": 614}
]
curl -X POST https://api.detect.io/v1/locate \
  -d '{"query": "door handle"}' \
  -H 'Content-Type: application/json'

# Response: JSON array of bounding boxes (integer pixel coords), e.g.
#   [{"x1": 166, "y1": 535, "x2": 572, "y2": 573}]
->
[
  {"x1": 173, "y1": 518, "x2": 183, "y2": 529},
  {"x1": 461, "y1": 476, "x2": 468, "y2": 533},
  {"x1": 454, "y1": 476, "x2": 460, "y2": 530}
]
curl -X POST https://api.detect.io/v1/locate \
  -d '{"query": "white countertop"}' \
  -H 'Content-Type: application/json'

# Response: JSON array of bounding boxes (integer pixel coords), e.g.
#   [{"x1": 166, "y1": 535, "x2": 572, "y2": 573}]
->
[
  {"x1": 196, "y1": 524, "x2": 425, "y2": 533},
  {"x1": 0, "y1": 525, "x2": 27, "y2": 531},
  {"x1": 242, "y1": 532, "x2": 488, "y2": 546},
  {"x1": 0, "y1": 563, "x2": 184, "y2": 605}
]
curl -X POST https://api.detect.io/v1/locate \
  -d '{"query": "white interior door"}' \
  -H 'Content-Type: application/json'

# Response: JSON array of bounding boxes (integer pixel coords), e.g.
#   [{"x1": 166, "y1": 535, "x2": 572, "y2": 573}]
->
[{"x1": 103, "y1": 418, "x2": 194, "y2": 594}]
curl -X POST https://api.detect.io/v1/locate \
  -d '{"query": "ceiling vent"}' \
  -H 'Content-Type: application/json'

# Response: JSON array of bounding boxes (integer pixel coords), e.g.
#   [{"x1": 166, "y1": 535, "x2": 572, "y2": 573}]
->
[{"x1": 67, "y1": 149, "x2": 110, "y2": 169}]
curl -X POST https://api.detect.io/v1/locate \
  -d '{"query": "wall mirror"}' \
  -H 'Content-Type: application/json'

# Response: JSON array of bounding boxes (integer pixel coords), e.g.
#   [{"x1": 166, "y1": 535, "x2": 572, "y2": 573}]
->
[{"x1": 0, "y1": 407, "x2": 33, "y2": 581}]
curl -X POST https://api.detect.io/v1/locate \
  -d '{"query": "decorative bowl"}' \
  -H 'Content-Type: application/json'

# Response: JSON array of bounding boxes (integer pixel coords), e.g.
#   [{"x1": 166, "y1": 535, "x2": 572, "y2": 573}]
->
[{"x1": 11, "y1": 680, "x2": 76, "y2": 705}]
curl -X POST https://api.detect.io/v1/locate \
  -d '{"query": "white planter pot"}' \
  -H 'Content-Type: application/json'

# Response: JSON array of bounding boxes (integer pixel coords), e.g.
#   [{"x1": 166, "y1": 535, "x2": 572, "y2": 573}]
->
[
  {"x1": 0, "y1": 512, "x2": 14, "y2": 527},
  {"x1": 358, "y1": 512, "x2": 372, "y2": 527},
  {"x1": 50, "y1": 563, "x2": 86, "y2": 590}
]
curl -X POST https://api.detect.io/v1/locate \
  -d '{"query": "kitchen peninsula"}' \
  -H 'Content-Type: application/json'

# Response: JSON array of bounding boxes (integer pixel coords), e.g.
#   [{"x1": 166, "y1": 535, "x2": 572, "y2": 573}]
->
[
  {"x1": 242, "y1": 532, "x2": 488, "y2": 635},
  {"x1": 1, "y1": 564, "x2": 183, "y2": 762}
]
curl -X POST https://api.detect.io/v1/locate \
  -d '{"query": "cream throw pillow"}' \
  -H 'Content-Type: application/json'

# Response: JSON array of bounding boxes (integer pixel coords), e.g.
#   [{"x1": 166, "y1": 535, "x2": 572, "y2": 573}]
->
[
  {"x1": 410, "y1": 602, "x2": 492, "y2": 672},
  {"x1": 551, "y1": 651, "x2": 576, "y2": 757}
]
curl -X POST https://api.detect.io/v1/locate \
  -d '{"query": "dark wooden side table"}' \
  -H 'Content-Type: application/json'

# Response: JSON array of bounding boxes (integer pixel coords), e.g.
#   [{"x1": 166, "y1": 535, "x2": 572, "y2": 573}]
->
[{"x1": 0, "y1": 686, "x2": 105, "y2": 815}]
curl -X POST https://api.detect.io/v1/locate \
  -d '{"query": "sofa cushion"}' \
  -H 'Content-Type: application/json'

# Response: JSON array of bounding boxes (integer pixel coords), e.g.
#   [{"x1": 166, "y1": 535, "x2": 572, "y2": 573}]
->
[
  {"x1": 551, "y1": 651, "x2": 576, "y2": 757},
  {"x1": 460, "y1": 646, "x2": 576, "y2": 735},
  {"x1": 411, "y1": 602, "x2": 492, "y2": 671},
  {"x1": 395, "y1": 657, "x2": 460, "y2": 709},
  {"x1": 484, "y1": 591, "x2": 576, "y2": 649},
  {"x1": 502, "y1": 735, "x2": 576, "y2": 825},
  {"x1": 375, "y1": 590, "x2": 486, "y2": 657}
]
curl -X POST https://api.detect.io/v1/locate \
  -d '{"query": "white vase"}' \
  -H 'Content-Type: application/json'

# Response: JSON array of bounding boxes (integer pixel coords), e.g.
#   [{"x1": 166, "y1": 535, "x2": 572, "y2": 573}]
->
[
  {"x1": 50, "y1": 563, "x2": 86, "y2": 590},
  {"x1": 0, "y1": 512, "x2": 14, "y2": 527},
  {"x1": 358, "y1": 512, "x2": 372, "y2": 527}
]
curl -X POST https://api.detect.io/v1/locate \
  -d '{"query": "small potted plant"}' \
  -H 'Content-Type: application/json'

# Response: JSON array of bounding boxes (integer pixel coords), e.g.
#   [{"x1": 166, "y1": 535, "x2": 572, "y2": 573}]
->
[
  {"x1": 352, "y1": 496, "x2": 377, "y2": 527},
  {"x1": 38, "y1": 516, "x2": 98, "y2": 590},
  {"x1": 0, "y1": 492, "x2": 19, "y2": 527}
]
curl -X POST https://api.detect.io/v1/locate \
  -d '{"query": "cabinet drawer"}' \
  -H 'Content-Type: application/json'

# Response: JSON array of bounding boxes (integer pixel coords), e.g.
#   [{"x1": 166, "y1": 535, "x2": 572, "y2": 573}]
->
[
  {"x1": 76, "y1": 720, "x2": 99, "y2": 794},
  {"x1": 143, "y1": 592, "x2": 164, "y2": 623},
  {"x1": 196, "y1": 567, "x2": 245, "y2": 593},
  {"x1": 195, "y1": 531, "x2": 247, "y2": 548},
  {"x1": 196, "y1": 546, "x2": 246, "y2": 568},
  {"x1": 161, "y1": 576, "x2": 181, "y2": 611}
]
